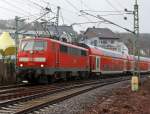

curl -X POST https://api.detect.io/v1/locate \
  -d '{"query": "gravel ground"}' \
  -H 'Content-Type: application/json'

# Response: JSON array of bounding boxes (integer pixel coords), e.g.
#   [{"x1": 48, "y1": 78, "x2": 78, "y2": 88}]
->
[
  {"x1": 83, "y1": 77, "x2": 150, "y2": 114},
  {"x1": 33, "y1": 80, "x2": 130, "y2": 114}
]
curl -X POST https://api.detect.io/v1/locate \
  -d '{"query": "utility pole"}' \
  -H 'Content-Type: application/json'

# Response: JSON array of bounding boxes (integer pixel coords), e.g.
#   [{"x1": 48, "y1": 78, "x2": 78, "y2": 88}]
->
[
  {"x1": 133, "y1": 0, "x2": 140, "y2": 77},
  {"x1": 56, "y1": 6, "x2": 60, "y2": 26},
  {"x1": 15, "y1": 16, "x2": 19, "y2": 70},
  {"x1": 14, "y1": 16, "x2": 24, "y2": 68},
  {"x1": 15, "y1": 16, "x2": 19, "y2": 46},
  {"x1": 131, "y1": 0, "x2": 140, "y2": 91},
  {"x1": 133, "y1": 0, "x2": 140, "y2": 91},
  {"x1": 134, "y1": 0, "x2": 139, "y2": 35}
]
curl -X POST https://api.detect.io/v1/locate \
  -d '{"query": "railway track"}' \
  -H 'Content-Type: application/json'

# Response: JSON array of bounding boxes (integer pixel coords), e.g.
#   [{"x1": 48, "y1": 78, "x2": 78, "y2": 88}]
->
[
  {"x1": 0, "y1": 84, "x2": 25, "y2": 90},
  {"x1": 0, "y1": 76, "x2": 130, "y2": 114},
  {"x1": 0, "y1": 79, "x2": 99, "y2": 101},
  {"x1": 0, "y1": 84, "x2": 60, "y2": 101}
]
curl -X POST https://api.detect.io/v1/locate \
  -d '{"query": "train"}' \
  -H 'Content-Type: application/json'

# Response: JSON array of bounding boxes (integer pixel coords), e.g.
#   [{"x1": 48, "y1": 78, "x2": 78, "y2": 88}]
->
[{"x1": 16, "y1": 37, "x2": 150, "y2": 83}]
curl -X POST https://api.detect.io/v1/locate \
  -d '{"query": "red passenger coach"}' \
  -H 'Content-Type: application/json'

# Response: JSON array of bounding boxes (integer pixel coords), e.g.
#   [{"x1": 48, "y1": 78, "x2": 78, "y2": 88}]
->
[
  {"x1": 17, "y1": 37, "x2": 89, "y2": 83},
  {"x1": 127, "y1": 55, "x2": 134, "y2": 73},
  {"x1": 87, "y1": 45, "x2": 128, "y2": 76},
  {"x1": 136, "y1": 57, "x2": 150, "y2": 73}
]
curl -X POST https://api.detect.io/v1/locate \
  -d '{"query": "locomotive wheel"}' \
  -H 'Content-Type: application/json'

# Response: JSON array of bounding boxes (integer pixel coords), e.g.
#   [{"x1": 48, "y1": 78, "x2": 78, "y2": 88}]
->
[
  {"x1": 78, "y1": 72, "x2": 84, "y2": 80},
  {"x1": 66, "y1": 72, "x2": 71, "y2": 81},
  {"x1": 48, "y1": 75, "x2": 56, "y2": 83},
  {"x1": 78, "y1": 72, "x2": 87, "y2": 80}
]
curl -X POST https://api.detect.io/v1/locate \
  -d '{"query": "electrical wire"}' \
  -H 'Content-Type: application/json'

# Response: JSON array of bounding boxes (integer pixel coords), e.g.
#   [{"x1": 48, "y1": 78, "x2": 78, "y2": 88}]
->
[
  {"x1": 105, "y1": 0, "x2": 120, "y2": 12},
  {"x1": 60, "y1": 9, "x2": 65, "y2": 25},
  {"x1": 80, "y1": 10, "x2": 134, "y2": 33},
  {"x1": 63, "y1": 0, "x2": 79, "y2": 12},
  {"x1": 79, "y1": 0, "x2": 93, "y2": 11},
  {"x1": 0, "y1": 5, "x2": 26, "y2": 16},
  {"x1": 71, "y1": 21, "x2": 105, "y2": 26},
  {"x1": 18, "y1": 11, "x2": 50, "y2": 31},
  {"x1": 21, "y1": 0, "x2": 41, "y2": 10},
  {"x1": 1, "y1": 0, "x2": 30, "y2": 15},
  {"x1": 28, "y1": 0, "x2": 45, "y2": 9},
  {"x1": 81, "y1": 10, "x2": 124, "y2": 13},
  {"x1": 20, "y1": 13, "x2": 44, "y2": 20},
  {"x1": 98, "y1": 13, "x2": 132, "y2": 17},
  {"x1": 63, "y1": 0, "x2": 92, "y2": 22},
  {"x1": 116, "y1": 0, "x2": 126, "y2": 9}
]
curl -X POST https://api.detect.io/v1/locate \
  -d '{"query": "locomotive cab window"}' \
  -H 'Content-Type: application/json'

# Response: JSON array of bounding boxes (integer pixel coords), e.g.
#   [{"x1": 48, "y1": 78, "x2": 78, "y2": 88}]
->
[
  {"x1": 21, "y1": 40, "x2": 47, "y2": 51},
  {"x1": 34, "y1": 41, "x2": 47, "y2": 51}
]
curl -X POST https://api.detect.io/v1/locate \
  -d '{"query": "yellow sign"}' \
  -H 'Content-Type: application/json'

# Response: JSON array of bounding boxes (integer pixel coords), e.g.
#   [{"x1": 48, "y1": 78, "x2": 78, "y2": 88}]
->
[{"x1": 131, "y1": 76, "x2": 139, "y2": 91}]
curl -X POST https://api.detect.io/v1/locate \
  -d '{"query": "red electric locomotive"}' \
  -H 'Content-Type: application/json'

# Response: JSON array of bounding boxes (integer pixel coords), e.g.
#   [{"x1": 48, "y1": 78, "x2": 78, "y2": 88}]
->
[{"x1": 17, "y1": 37, "x2": 89, "y2": 83}]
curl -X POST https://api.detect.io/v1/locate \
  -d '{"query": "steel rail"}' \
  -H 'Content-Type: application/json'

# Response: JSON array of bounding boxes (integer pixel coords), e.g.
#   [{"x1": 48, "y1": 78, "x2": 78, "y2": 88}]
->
[{"x1": 0, "y1": 77, "x2": 130, "y2": 114}]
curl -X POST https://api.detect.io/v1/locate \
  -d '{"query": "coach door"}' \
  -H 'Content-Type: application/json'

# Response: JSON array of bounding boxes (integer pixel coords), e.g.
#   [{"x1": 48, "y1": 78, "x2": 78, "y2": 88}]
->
[
  {"x1": 95, "y1": 56, "x2": 100, "y2": 72},
  {"x1": 124, "y1": 60, "x2": 127, "y2": 72}
]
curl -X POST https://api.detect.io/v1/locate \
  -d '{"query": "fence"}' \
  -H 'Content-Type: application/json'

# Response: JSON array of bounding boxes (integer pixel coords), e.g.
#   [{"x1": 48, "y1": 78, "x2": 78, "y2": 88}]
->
[{"x1": 0, "y1": 60, "x2": 16, "y2": 85}]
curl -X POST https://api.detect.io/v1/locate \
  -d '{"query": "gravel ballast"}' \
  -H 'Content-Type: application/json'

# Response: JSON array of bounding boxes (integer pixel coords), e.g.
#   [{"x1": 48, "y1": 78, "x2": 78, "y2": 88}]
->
[{"x1": 35, "y1": 80, "x2": 130, "y2": 114}]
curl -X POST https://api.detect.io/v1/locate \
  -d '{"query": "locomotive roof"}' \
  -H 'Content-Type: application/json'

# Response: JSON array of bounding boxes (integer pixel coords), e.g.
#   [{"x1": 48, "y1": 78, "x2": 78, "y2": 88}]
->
[
  {"x1": 21, "y1": 37, "x2": 88, "y2": 51},
  {"x1": 51, "y1": 39, "x2": 88, "y2": 51}
]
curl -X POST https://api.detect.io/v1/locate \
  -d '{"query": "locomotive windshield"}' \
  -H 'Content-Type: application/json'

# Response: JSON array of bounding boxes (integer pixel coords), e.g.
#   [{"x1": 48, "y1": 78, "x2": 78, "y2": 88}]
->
[{"x1": 21, "y1": 40, "x2": 47, "y2": 51}]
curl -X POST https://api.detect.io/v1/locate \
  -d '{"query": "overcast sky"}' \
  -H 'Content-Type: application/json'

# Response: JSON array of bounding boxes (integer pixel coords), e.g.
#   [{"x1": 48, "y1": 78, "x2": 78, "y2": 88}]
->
[{"x1": 0, "y1": 0, "x2": 149, "y2": 33}]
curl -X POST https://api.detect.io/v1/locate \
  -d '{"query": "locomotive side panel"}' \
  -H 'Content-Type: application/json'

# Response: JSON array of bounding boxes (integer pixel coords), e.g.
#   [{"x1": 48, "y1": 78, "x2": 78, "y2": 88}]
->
[{"x1": 58, "y1": 44, "x2": 89, "y2": 71}]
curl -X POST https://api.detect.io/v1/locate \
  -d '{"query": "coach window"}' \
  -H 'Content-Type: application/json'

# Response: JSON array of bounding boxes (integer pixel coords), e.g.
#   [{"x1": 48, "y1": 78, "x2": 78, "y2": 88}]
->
[{"x1": 60, "y1": 45, "x2": 68, "y2": 53}]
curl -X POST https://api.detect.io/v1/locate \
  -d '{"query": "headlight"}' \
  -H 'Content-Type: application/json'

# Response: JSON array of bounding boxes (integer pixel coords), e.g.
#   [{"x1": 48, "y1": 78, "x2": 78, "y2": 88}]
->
[
  {"x1": 19, "y1": 57, "x2": 29, "y2": 62},
  {"x1": 41, "y1": 64, "x2": 44, "y2": 67},
  {"x1": 20, "y1": 64, "x2": 23, "y2": 67},
  {"x1": 33, "y1": 57, "x2": 46, "y2": 62}
]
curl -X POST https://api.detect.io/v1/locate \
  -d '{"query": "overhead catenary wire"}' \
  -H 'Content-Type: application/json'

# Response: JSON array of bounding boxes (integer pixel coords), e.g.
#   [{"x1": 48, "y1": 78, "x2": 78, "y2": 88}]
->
[
  {"x1": 116, "y1": 0, "x2": 126, "y2": 9},
  {"x1": 1, "y1": 0, "x2": 31, "y2": 15},
  {"x1": 21, "y1": 13, "x2": 44, "y2": 19},
  {"x1": 0, "y1": 5, "x2": 26, "y2": 16},
  {"x1": 98, "y1": 12, "x2": 133, "y2": 17},
  {"x1": 28, "y1": 0, "x2": 53, "y2": 14},
  {"x1": 21, "y1": 0, "x2": 41, "y2": 10},
  {"x1": 81, "y1": 10, "x2": 125, "y2": 13},
  {"x1": 80, "y1": 10, "x2": 134, "y2": 34},
  {"x1": 105, "y1": 0, "x2": 120, "y2": 12},
  {"x1": 79, "y1": 0, "x2": 93, "y2": 11},
  {"x1": 18, "y1": 11, "x2": 51, "y2": 32},
  {"x1": 29, "y1": 0, "x2": 86, "y2": 25},
  {"x1": 63, "y1": 0, "x2": 92, "y2": 22},
  {"x1": 71, "y1": 21, "x2": 106, "y2": 26},
  {"x1": 28, "y1": 0, "x2": 45, "y2": 10},
  {"x1": 23, "y1": 0, "x2": 74, "y2": 27},
  {"x1": 63, "y1": 0, "x2": 79, "y2": 12}
]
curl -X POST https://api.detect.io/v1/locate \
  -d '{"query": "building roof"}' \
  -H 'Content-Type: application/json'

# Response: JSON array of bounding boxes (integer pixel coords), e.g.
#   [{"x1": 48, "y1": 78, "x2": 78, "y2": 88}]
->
[
  {"x1": 47, "y1": 25, "x2": 77, "y2": 37},
  {"x1": 0, "y1": 25, "x2": 77, "y2": 38},
  {"x1": 84, "y1": 27, "x2": 119, "y2": 39}
]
